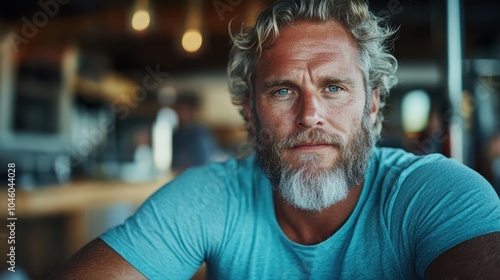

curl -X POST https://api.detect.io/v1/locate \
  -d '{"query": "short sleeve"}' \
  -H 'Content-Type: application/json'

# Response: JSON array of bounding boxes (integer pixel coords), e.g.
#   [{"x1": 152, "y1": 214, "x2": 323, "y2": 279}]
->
[
  {"x1": 389, "y1": 156, "x2": 500, "y2": 278},
  {"x1": 100, "y1": 166, "x2": 229, "y2": 279}
]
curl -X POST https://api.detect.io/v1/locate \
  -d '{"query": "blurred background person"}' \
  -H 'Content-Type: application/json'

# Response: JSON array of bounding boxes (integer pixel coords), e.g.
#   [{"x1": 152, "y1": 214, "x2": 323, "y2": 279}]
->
[{"x1": 171, "y1": 91, "x2": 221, "y2": 171}]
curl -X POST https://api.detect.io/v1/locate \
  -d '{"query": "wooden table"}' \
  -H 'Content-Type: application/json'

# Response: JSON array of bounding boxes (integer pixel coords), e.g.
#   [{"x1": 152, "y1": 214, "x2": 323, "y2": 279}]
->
[
  {"x1": 0, "y1": 175, "x2": 174, "y2": 278},
  {"x1": 10, "y1": 176, "x2": 173, "y2": 217}
]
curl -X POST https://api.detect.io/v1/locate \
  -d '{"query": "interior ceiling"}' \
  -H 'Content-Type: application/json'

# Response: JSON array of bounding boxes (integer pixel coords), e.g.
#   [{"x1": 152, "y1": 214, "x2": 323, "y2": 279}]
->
[{"x1": 1, "y1": 0, "x2": 499, "y2": 84}]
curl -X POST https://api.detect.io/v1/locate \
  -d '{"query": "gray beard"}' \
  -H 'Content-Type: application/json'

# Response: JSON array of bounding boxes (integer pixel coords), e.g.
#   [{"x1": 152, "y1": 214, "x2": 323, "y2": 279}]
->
[{"x1": 254, "y1": 113, "x2": 376, "y2": 211}]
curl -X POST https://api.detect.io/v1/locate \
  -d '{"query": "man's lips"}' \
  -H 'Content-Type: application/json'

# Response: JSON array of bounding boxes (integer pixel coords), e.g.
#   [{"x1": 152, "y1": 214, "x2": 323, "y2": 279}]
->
[{"x1": 291, "y1": 143, "x2": 332, "y2": 150}]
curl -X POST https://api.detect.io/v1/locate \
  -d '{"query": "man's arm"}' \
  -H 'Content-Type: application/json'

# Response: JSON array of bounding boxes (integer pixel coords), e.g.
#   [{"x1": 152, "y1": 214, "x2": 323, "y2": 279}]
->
[
  {"x1": 49, "y1": 238, "x2": 147, "y2": 280},
  {"x1": 425, "y1": 232, "x2": 500, "y2": 279}
]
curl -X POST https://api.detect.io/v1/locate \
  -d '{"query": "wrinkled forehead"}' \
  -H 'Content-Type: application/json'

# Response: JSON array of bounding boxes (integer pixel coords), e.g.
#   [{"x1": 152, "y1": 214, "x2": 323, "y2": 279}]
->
[
  {"x1": 255, "y1": 20, "x2": 362, "y2": 79},
  {"x1": 256, "y1": 20, "x2": 361, "y2": 69}
]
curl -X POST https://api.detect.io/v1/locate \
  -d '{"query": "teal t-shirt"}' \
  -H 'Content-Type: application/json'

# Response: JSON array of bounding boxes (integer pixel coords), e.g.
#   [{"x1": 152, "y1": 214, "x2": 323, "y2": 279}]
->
[{"x1": 101, "y1": 147, "x2": 500, "y2": 279}]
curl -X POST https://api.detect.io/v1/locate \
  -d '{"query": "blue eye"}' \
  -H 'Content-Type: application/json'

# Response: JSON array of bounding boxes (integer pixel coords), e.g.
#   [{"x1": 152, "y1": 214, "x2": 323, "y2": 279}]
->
[
  {"x1": 327, "y1": 85, "x2": 340, "y2": 92},
  {"x1": 276, "y1": 88, "x2": 290, "y2": 96}
]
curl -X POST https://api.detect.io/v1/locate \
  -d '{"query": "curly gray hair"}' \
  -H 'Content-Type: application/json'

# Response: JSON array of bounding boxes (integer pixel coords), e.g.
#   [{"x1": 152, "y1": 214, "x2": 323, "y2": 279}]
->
[{"x1": 228, "y1": 0, "x2": 398, "y2": 137}]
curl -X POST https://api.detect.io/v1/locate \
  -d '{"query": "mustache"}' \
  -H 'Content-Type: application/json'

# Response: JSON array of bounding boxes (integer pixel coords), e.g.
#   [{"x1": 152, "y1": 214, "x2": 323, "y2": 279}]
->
[{"x1": 276, "y1": 128, "x2": 345, "y2": 150}]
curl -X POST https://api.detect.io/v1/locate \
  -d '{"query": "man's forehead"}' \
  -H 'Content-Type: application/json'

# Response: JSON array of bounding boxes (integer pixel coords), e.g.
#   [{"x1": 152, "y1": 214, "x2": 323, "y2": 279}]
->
[
  {"x1": 265, "y1": 21, "x2": 356, "y2": 49},
  {"x1": 255, "y1": 20, "x2": 361, "y2": 78},
  {"x1": 258, "y1": 20, "x2": 359, "y2": 64}
]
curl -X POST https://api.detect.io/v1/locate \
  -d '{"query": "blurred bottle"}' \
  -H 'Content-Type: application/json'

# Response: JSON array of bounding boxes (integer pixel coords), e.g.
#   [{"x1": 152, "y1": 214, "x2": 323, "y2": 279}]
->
[{"x1": 152, "y1": 107, "x2": 178, "y2": 176}]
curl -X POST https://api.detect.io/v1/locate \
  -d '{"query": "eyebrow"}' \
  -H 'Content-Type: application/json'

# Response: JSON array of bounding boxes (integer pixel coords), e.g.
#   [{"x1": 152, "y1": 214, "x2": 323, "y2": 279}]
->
[
  {"x1": 260, "y1": 76, "x2": 357, "y2": 92},
  {"x1": 260, "y1": 78, "x2": 294, "y2": 91},
  {"x1": 320, "y1": 77, "x2": 356, "y2": 88}
]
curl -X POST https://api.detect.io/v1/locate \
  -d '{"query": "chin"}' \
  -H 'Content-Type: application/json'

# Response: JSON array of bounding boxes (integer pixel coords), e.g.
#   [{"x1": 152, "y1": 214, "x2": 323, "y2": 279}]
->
[
  {"x1": 278, "y1": 164, "x2": 350, "y2": 212},
  {"x1": 285, "y1": 151, "x2": 339, "y2": 171}
]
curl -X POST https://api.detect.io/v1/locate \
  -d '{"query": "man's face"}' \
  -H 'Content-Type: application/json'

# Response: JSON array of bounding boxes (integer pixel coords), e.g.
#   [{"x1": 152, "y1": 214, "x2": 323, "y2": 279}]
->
[{"x1": 250, "y1": 21, "x2": 379, "y2": 210}]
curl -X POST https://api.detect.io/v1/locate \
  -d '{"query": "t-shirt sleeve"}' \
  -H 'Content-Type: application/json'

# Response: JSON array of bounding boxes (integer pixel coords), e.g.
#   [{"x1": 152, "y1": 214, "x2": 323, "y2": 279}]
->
[
  {"x1": 100, "y1": 165, "x2": 229, "y2": 279},
  {"x1": 389, "y1": 156, "x2": 500, "y2": 278}
]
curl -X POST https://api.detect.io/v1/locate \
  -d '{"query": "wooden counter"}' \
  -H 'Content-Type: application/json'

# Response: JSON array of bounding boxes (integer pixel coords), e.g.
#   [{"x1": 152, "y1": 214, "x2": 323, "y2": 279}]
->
[
  {"x1": 0, "y1": 175, "x2": 175, "y2": 278},
  {"x1": 5, "y1": 175, "x2": 174, "y2": 218}
]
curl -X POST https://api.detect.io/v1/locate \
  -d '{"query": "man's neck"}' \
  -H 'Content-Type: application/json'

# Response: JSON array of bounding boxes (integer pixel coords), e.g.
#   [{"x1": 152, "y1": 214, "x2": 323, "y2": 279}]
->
[{"x1": 273, "y1": 184, "x2": 363, "y2": 245}]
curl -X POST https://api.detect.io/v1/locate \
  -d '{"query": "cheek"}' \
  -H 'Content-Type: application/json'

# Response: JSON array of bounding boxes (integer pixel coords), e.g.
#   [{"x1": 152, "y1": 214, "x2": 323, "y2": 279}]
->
[
  {"x1": 256, "y1": 98, "x2": 282, "y2": 124},
  {"x1": 326, "y1": 101, "x2": 363, "y2": 124},
  {"x1": 256, "y1": 107, "x2": 290, "y2": 139}
]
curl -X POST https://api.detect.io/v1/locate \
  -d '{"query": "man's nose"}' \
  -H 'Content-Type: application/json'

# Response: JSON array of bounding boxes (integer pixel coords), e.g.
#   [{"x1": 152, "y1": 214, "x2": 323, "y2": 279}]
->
[{"x1": 296, "y1": 92, "x2": 325, "y2": 128}]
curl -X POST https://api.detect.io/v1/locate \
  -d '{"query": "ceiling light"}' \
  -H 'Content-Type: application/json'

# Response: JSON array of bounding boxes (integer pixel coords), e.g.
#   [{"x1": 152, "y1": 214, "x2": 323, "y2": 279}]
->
[
  {"x1": 182, "y1": 28, "x2": 203, "y2": 53},
  {"x1": 132, "y1": 9, "x2": 150, "y2": 31}
]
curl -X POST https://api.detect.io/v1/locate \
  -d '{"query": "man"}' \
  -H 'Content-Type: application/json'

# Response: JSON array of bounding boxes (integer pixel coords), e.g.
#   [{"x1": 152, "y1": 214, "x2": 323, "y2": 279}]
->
[{"x1": 51, "y1": 0, "x2": 500, "y2": 279}]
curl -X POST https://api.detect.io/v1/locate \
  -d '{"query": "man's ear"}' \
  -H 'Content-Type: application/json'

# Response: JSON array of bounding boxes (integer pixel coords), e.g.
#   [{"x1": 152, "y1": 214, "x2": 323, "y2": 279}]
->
[{"x1": 369, "y1": 88, "x2": 380, "y2": 125}]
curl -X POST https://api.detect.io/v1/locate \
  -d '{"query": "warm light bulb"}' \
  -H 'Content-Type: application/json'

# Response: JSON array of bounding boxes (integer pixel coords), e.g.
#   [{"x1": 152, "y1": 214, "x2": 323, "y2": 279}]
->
[
  {"x1": 182, "y1": 28, "x2": 203, "y2": 53},
  {"x1": 132, "y1": 9, "x2": 150, "y2": 31}
]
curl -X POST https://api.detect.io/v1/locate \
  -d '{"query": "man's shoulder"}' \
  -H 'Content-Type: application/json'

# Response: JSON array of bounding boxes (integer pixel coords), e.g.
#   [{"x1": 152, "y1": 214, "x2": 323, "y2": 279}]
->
[
  {"x1": 372, "y1": 147, "x2": 487, "y2": 186},
  {"x1": 132, "y1": 155, "x2": 261, "y2": 231},
  {"x1": 371, "y1": 147, "x2": 463, "y2": 183},
  {"x1": 370, "y1": 147, "x2": 497, "y2": 222},
  {"x1": 370, "y1": 150, "x2": 500, "y2": 279},
  {"x1": 368, "y1": 146, "x2": 495, "y2": 206},
  {"x1": 158, "y1": 154, "x2": 259, "y2": 197},
  {"x1": 373, "y1": 146, "x2": 445, "y2": 170},
  {"x1": 181, "y1": 154, "x2": 258, "y2": 183}
]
